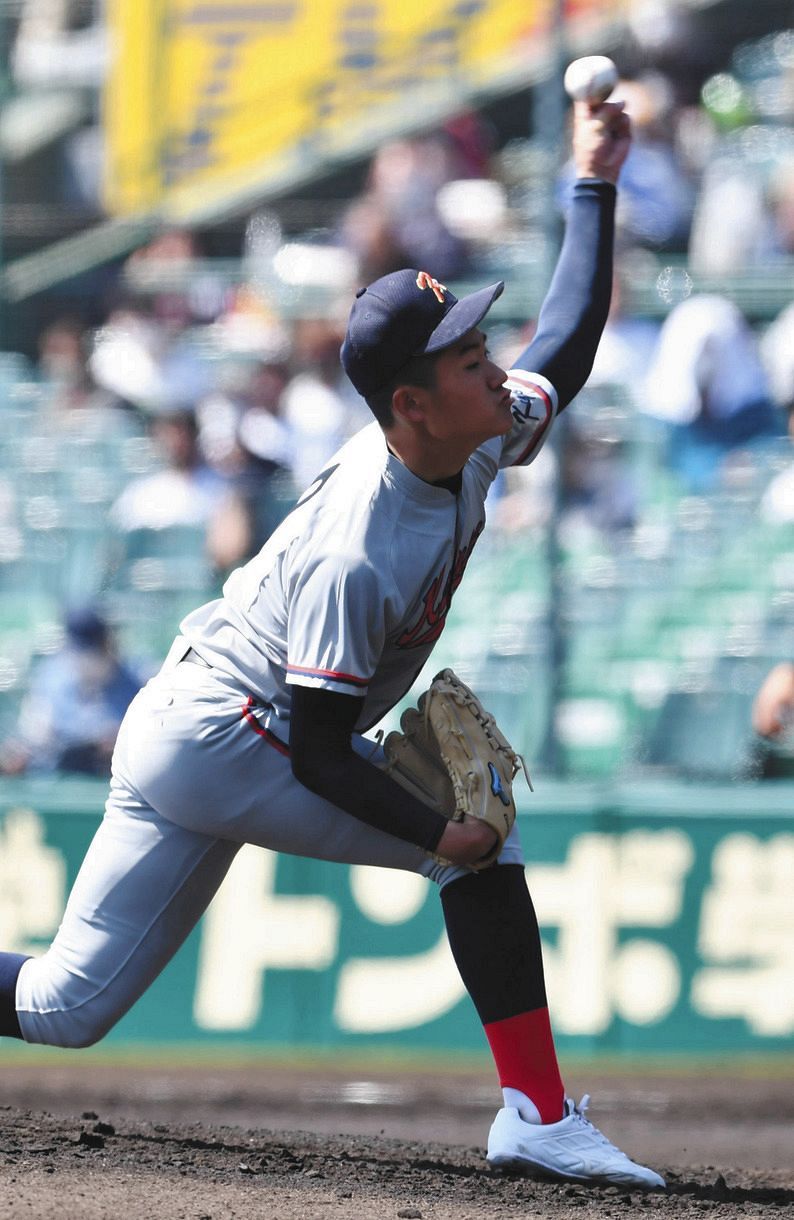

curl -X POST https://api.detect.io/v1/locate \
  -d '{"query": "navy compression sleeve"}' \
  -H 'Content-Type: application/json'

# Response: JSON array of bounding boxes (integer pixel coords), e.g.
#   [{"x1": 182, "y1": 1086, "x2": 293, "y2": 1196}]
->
[
  {"x1": 515, "y1": 179, "x2": 616, "y2": 409},
  {"x1": 290, "y1": 684, "x2": 447, "y2": 853}
]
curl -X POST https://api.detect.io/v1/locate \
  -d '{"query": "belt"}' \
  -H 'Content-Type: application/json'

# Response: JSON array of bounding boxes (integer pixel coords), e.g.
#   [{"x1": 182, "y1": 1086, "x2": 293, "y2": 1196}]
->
[{"x1": 182, "y1": 646, "x2": 211, "y2": 669}]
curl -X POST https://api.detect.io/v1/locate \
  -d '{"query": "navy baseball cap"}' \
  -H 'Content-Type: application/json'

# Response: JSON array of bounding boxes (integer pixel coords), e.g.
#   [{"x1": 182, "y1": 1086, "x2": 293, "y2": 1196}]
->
[{"x1": 341, "y1": 268, "x2": 504, "y2": 398}]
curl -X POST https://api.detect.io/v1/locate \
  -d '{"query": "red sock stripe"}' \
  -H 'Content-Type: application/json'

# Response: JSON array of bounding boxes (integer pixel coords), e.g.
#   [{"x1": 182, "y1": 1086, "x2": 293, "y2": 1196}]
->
[{"x1": 483, "y1": 1008, "x2": 565, "y2": 1123}]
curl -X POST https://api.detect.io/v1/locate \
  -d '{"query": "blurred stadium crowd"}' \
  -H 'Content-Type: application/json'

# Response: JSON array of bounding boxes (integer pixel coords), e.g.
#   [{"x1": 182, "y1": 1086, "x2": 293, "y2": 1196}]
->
[{"x1": 1, "y1": 1, "x2": 794, "y2": 783}]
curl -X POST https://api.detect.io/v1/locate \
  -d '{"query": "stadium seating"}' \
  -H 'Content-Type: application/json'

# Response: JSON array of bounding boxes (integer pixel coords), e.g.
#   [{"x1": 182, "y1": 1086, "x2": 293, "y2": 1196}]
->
[{"x1": 1, "y1": 345, "x2": 792, "y2": 782}]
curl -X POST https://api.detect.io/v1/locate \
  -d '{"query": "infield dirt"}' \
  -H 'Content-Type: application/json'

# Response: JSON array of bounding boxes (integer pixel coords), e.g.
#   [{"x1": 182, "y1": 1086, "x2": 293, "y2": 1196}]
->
[{"x1": 1, "y1": 1061, "x2": 792, "y2": 1218}]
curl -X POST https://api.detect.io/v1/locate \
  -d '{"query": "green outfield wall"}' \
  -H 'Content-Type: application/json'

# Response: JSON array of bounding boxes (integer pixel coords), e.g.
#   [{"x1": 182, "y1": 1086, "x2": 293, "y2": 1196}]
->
[{"x1": 1, "y1": 778, "x2": 792, "y2": 1055}]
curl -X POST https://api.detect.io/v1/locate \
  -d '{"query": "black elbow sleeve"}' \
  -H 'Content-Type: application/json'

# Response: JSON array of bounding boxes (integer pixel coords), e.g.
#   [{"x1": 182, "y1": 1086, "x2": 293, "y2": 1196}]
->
[{"x1": 290, "y1": 743, "x2": 323, "y2": 791}]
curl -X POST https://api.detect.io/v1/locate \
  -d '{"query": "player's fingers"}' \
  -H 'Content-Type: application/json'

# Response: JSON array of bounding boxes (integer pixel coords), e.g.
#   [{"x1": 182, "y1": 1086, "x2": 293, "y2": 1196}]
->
[
  {"x1": 609, "y1": 110, "x2": 632, "y2": 139},
  {"x1": 574, "y1": 98, "x2": 626, "y2": 120},
  {"x1": 573, "y1": 100, "x2": 631, "y2": 142}
]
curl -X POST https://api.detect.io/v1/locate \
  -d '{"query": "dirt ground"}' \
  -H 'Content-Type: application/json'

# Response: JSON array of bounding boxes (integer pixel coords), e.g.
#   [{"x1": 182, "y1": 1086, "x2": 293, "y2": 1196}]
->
[{"x1": 1, "y1": 1059, "x2": 793, "y2": 1219}]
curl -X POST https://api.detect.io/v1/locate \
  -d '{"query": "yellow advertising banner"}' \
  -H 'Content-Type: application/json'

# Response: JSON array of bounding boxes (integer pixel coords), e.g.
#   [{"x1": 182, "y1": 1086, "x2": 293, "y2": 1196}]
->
[{"x1": 103, "y1": 0, "x2": 626, "y2": 221}]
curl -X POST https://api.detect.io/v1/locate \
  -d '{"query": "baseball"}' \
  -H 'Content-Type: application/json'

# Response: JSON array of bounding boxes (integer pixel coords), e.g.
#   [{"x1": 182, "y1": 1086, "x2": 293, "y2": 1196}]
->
[{"x1": 563, "y1": 55, "x2": 618, "y2": 104}]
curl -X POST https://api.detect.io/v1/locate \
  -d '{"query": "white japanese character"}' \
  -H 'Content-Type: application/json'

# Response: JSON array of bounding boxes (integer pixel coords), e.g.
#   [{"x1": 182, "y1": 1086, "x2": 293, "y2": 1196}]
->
[
  {"x1": 0, "y1": 808, "x2": 66, "y2": 953},
  {"x1": 693, "y1": 833, "x2": 794, "y2": 1035},
  {"x1": 529, "y1": 831, "x2": 693, "y2": 1034}
]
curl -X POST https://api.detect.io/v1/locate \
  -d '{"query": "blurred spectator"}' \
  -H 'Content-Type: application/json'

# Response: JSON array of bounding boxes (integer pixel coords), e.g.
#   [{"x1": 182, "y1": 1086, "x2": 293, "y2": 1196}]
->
[
  {"x1": 613, "y1": 75, "x2": 695, "y2": 250},
  {"x1": 642, "y1": 294, "x2": 782, "y2": 490},
  {"x1": 488, "y1": 410, "x2": 636, "y2": 545},
  {"x1": 207, "y1": 284, "x2": 291, "y2": 363},
  {"x1": 488, "y1": 308, "x2": 640, "y2": 544},
  {"x1": 760, "y1": 300, "x2": 794, "y2": 414},
  {"x1": 687, "y1": 20, "x2": 794, "y2": 275},
  {"x1": 339, "y1": 123, "x2": 489, "y2": 281},
  {"x1": 625, "y1": 2, "x2": 716, "y2": 105},
  {"x1": 769, "y1": 158, "x2": 794, "y2": 259},
  {"x1": 758, "y1": 300, "x2": 794, "y2": 524},
  {"x1": 486, "y1": 322, "x2": 557, "y2": 536},
  {"x1": 338, "y1": 193, "x2": 406, "y2": 285},
  {"x1": 759, "y1": 402, "x2": 794, "y2": 525},
  {"x1": 9, "y1": 0, "x2": 107, "y2": 207},
  {"x1": 36, "y1": 316, "x2": 116, "y2": 416},
  {"x1": 124, "y1": 230, "x2": 227, "y2": 327},
  {"x1": 752, "y1": 662, "x2": 794, "y2": 739},
  {"x1": 588, "y1": 261, "x2": 661, "y2": 393},
  {"x1": 281, "y1": 317, "x2": 370, "y2": 493},
  {"x1": 12, "y1": 0, "x2": 107, "y2": 90},
  {"x1": 689, "y1": 141, "x2": 794, "y2": 275},
  {"x1": 198, "y1": 356, "x2": 293, "y2": 477},
  {"x1": 89, "y1": 232, "x2": 217, "y2": 415},
  {"x1": 89, "y1": 301, "x2": 207, "y2": 415},
  {"x1": 444, "y1": 110, "x2": 495, "y2": 177},
  {"x1": 0, "y1": 606, "x2": 141, "y2": 778},
  {"x1": 198, "y1": 356, "x2": 297, "y2": 565},
  {"x1": 557, "y1": 414, "x2": 638, "y2": 544},
  {"x1": 110, "y1": 408, "x2": 230, "y2": 540}
]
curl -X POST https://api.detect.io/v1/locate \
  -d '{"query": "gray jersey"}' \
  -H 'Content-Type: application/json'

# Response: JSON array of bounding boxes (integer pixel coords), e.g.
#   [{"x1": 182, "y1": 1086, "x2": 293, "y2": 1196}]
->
[{"x1": 180, "y1": 369, "x2": 557, "y2": 737}]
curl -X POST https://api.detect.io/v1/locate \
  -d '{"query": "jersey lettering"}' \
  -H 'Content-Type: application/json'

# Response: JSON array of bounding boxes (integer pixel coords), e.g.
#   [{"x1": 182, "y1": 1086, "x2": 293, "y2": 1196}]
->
[
  {"x1": 510, "y1": 391, "x2": 544, "y2": 426},
  {"x1": 397, "y1": 520, "x2": 484, "y2": 648}
]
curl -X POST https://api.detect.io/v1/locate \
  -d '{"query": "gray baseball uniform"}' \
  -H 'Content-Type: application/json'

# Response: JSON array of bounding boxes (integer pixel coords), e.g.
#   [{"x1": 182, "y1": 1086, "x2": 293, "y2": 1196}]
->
[{"x1": 16, "y1": 369, "x2": 557, "y2": 1048}]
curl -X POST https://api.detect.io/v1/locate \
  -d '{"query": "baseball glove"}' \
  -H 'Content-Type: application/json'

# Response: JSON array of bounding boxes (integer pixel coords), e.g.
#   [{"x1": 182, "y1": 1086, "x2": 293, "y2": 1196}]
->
[{"x1": 382, "y1": 668, "x2": 531, "y2": 870}]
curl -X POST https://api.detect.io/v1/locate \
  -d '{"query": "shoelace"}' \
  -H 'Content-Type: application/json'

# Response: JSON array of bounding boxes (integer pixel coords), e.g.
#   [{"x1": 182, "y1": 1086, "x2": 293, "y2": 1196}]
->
[{"x1": 567, "y1": 1096, "x2": 624, "y2": 1152}]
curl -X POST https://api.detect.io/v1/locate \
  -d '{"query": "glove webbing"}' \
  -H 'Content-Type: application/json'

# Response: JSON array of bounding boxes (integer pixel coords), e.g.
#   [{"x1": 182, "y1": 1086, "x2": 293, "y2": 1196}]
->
[{"x1": 426, "y1": 677, "x2": 533, "y2": 793}]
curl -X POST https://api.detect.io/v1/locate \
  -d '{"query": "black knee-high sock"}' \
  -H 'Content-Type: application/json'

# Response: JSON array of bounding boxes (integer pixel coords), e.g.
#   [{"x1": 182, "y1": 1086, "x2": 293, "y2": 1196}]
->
[
  {"x1": 0, "y1": 953, "x2": 30, "y2": 1039},
  {"x1": 441, "y1": 864, "x2": 547, "y2": 1021},
  {"x1": 441, "y1": 865, "x2": 564, "y2": 1121}
]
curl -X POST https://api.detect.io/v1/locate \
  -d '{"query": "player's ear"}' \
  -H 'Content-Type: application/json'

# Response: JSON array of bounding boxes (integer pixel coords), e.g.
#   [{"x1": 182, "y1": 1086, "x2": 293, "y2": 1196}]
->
[{"x1": 391, "y1": 384, "x2": 428, "y2": 425}]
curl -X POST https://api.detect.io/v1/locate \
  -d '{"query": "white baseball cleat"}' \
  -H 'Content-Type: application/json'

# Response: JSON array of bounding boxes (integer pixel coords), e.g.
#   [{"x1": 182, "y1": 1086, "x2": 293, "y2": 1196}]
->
[{"x1": 486, "y1": 1095, "x2": 666, "y2": 1190}]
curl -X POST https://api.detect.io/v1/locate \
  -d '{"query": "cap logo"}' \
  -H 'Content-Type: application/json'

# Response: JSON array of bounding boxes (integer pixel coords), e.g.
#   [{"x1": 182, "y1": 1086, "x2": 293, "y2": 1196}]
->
[{"x1": 416, "y1": 271, "x2": 447, "y2": 303}]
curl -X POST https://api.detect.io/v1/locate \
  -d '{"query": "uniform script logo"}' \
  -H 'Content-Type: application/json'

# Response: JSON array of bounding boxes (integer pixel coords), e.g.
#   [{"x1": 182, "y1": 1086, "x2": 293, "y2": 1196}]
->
[{"x1": 398, "y1": 521, "x2": 484, "y2": 648}]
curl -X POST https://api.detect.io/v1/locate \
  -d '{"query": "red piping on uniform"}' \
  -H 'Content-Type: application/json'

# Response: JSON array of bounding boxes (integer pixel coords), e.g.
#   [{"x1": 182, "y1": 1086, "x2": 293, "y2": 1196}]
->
[
  {"x1": 241, "y1": 696, "x2": 290, "y2": 756},
  {"x1": 286, "y1": 663, "x2": 369, "y2": 686},
  {"x1": 509, "y1": 372, "x2": 550, "y2": 394}
]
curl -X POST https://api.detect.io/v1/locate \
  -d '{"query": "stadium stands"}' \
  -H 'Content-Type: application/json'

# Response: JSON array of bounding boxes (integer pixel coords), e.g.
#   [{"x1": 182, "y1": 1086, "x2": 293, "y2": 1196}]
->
[{"x1": 2, "y1": 347, "x2": 793, "y2": 782}]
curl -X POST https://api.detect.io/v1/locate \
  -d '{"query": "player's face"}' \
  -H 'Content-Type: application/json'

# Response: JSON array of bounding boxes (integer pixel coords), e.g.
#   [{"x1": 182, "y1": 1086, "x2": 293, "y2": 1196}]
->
[{"x1": 421, "y1": 329, "x2": 511, "y2": 447}]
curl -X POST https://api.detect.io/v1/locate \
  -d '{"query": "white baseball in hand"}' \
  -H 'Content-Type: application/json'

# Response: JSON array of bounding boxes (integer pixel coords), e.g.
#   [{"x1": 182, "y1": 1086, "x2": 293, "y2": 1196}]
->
[{"x1": 563, "y1": 55, "x2": 618, "y2": 104}]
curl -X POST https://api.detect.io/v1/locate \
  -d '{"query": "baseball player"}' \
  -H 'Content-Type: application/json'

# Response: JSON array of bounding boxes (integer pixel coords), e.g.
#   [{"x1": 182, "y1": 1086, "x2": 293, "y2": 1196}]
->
[{"x1": 0, "y1": 99, "x2": 664, "y2": 1189}]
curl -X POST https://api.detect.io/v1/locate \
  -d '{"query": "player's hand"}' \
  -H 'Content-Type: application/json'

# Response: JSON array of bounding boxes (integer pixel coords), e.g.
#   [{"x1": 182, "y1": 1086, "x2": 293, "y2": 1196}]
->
[
  {"x1": 572, "y1": 100, "x2": 631, "y2": 184},
  {"x1": 437, "y1": 815, "x2": 500, "y2": 868},
  {"x1": 752, "y1": 662, "x2": 794, "y2": 738}
]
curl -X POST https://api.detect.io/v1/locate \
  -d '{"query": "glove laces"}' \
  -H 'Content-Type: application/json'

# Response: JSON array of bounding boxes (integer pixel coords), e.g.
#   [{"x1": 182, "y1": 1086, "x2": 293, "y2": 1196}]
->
[{"x1": 428, "y1": 674, "x2": 534, "y2": 793}]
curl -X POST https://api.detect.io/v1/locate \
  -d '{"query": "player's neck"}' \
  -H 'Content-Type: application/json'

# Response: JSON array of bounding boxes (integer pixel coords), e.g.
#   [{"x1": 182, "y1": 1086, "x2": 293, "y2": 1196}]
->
[{"x1": 385, "y1": 431, "x2": 469, "y2": 486}]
